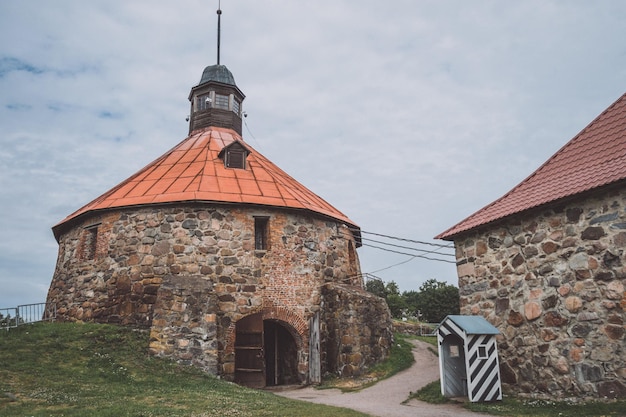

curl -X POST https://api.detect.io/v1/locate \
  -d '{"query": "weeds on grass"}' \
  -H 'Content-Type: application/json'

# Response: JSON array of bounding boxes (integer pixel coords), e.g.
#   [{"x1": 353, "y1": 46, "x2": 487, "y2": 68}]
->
[
  {"x1": 406, "y1": 380, "x2": 451, "y2": 404},
  {"x1": 368, "y1": 333, "x2": 415, "y2": 378},
  {"x1": 0, "y1": 322, "x2": 368, "y2": 417},
  {"x1": 411, "y1": 379, "x2": 626, "y2": 417},
  {"x1": 466, "y1": 396, "x2": 626, "y2": 417}
]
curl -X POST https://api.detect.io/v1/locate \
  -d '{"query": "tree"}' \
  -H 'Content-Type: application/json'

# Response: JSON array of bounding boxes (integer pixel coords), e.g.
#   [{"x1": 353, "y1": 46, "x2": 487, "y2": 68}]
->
[
  {"x1": 384, "y1": 281, "x2": 400, "y2": 297},
  {"x1": 413, "y1": 279, "x2": 459, "y2": 323},
  {"x1": 401, "y1": 290, "x2": 420, "y2": 317},
  {"x1": 385, "y1": 293, "x2": 407, "y2": 319},
  {"x1": 365, "y1": 279, "x2": 406, "y2": 318},
  {"x1": 384, "y1": 281, "x2": 403, "y2": 318},
  {"x1": 365, "y1": 278, "x2": 459, "y2": 321},
  {"x1": 365, "y1": 278, "x2": 386, "y2": 298}
]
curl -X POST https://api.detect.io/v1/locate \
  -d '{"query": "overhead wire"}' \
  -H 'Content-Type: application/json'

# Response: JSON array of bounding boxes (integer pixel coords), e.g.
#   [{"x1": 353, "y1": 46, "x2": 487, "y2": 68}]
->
[
  {"x1": 360, "y1": 236, "x2": 455, "y2": 258},
  {"x1": 367, "y1": 258, "x2": 419, "y2": 274},
  {"x1": 352, "y1": 228, "x2": 453, "y2": 249},
  {"x1": 361, "y1": 243, "x2": 456, "y2": 264},
  {"x1": 243, "y1": 114, "x2": 264, "y2": 152},
  {"x1": 343, "y1": 228, "x2": 457, "y2": 274}
]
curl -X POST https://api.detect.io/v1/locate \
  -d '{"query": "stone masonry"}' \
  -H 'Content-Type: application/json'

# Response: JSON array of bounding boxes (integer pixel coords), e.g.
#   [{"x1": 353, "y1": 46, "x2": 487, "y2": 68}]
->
[
  {"x1": 46, "y1": 203, "x2": 391, "y2": 382},
  {"x1": 320, "y1": 283, "x2": 393, "y2": 377},
  {"x1": 453, "y1": 185, "x2": 626, "y2": 400},
  {"x1": 150, "y1": 275, "x2": 219, "y2": 374}
]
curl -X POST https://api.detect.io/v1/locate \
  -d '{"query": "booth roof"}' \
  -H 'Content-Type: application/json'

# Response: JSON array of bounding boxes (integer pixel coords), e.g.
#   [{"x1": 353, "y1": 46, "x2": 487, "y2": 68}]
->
[{"x1": 441, "y1": 315, "x2": 500, "y2": 335}]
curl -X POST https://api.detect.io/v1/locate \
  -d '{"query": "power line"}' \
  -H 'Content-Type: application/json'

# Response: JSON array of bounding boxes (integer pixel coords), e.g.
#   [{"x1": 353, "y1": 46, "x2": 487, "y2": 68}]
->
[
  {"x1": 340, "y1": 228, "x2": 457, "y2": 268},
  {"x1": 243, "y1": 114, "x2": 264, "y2": 152},
  {"x1": 344, "y1": 228, "x2": 457, "y2": 275},
  {"x1": 361, "y1": 243, "x2": 456, "y2": 264},
  {"x1": 367, "y1": 256, "x2": 422, "y2": 274},
  {"x1": 354, "y1": 228, "x2": 453, "y2": 249},
  {"x1": 361, "y1": 236, "x2": 455, "y2": 257}
]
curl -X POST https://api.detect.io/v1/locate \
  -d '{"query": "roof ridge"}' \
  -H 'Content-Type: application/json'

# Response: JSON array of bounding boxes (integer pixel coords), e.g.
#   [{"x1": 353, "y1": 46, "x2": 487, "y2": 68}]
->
[{"x1": 436, "y1": 92, "x2": 626, "y2": 240}]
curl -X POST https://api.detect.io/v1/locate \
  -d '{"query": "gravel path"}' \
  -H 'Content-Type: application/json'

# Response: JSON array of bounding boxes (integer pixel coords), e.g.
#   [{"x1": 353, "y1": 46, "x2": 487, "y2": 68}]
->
[{"x1": 275, "y1": 340, "x2": 494, "y2": 417}]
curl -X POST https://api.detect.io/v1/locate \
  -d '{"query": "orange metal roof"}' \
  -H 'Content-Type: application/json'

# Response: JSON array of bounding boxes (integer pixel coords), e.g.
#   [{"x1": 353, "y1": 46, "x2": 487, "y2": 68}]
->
[
  {"x1": 437, "y1": 92, "x2": 626, "y2": 240},
  {"x1": 53, "y1": 127, "x2": 358, "y2": 237}
]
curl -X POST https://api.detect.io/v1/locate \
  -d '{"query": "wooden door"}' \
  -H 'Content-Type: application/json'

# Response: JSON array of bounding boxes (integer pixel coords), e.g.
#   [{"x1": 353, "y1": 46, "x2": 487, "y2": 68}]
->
[
  {"x1": 234, "y1": 313, "x2": 265, "y2": 388},
  {"x1": 442, "y1": 334, "x2": 467, "y2": 397},
  {"x1": 308, "y1": 312, "x2": 321, "y2": 384}
]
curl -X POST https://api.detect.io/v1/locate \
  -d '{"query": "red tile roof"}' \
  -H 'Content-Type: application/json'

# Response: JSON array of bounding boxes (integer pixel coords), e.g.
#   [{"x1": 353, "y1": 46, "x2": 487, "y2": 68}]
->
[
  {"x1": 53, "y1": 127, "x2": 358, "y2": 238},
  {"x1": 437, "y1": 92, "x2": 626, "y2": 240}
]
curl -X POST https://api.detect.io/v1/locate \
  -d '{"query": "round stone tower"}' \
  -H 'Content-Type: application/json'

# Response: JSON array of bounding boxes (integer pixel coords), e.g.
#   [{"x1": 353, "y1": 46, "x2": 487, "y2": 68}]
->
[{"x1": 46, "y1": 24, "x2": 393, "y2": 385}]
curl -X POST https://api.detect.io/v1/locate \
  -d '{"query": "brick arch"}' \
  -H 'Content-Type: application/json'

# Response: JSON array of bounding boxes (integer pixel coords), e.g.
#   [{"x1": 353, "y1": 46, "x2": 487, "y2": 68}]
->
[{"x1": 224, "y1": 306, "x2": 309, "y2": 356}]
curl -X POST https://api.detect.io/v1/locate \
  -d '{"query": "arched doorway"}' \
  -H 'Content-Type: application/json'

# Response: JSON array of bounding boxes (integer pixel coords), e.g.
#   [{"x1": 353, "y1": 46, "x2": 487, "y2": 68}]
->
[
  {"x1": 441, "y1": 334, "x2": 467, "y2": 397},
  {"x1": 264, "y1": 320, "x2": 299, "y2": 386},
  {"x1": 234, "y1": 313, "x2": 300, "y2": 388}
]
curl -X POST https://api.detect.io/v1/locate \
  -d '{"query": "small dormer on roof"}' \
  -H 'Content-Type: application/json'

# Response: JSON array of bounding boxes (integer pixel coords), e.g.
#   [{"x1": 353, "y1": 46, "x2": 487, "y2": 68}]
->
[
  {"x1": 188, "y1": 64, "x2": 245, "y2": 135},
  {"x1": 218, "y1": 140, "x2": 250, "y2": 169}
]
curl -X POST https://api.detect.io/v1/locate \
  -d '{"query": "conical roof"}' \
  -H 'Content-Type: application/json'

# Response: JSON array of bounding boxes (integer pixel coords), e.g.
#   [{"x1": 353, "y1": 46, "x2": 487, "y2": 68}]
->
[
  {"x1": 53, "y1": 126, "x2": 358, "y2": 240},
  {"x1": 198, "y1": 64, "x2": 237, "y2": 86},
  {"x1": 437, "y1": 92, "x2": 626, "y2": 240}
]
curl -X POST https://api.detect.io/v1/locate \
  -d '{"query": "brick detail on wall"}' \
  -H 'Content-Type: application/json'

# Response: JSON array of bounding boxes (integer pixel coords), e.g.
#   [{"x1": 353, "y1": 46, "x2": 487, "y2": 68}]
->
[{"x1": 223, "y1": 305, "x2": 309, "y2": 357}]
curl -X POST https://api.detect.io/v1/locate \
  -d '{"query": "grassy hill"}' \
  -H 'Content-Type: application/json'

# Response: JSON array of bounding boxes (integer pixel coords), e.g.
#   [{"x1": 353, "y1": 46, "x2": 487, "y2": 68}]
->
[{"x1": 0, "y1": 322, "x2": 368, "y2": 417}]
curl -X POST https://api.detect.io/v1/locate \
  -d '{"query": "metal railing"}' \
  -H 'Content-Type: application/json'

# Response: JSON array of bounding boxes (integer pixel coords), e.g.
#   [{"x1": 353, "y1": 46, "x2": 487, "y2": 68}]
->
[
  {"x1": 419, "y1": 323, "x2": 439, "y2": 337},
  {"x1": 0, "y1": 307, "x2": 18, "y2": 330},
  {"x1": 0, "y1": 302, "x2": 56, "y2": 331}
]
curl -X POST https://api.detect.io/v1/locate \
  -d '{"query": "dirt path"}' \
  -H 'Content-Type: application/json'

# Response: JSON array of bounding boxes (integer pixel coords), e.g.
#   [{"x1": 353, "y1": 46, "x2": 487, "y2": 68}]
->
[{"x1": 275, "y1": 340, "x2": 493, "y2": 417}]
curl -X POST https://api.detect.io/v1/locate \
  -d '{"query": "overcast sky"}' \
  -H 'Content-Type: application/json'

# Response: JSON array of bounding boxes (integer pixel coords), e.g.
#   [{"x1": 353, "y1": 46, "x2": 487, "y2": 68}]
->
[{"x1": 1, "y1": 1, "x2": 624, "y2": 308}]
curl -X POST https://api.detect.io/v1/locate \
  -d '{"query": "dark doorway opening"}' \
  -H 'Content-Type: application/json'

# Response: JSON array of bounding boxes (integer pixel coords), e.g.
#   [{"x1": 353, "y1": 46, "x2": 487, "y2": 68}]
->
[{"x1": 264, "y1": 320, "x2": 299, "y2": 386}]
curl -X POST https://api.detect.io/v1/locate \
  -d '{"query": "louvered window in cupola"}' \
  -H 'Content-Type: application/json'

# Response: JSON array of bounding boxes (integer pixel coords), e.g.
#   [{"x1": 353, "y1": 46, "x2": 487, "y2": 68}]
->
[{"x1": 221, "y1": 142, "x2": 249, "y2": 170}]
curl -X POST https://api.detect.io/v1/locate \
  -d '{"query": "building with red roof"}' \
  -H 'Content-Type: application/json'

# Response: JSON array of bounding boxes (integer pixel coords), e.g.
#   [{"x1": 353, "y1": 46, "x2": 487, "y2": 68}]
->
[
  {"x1": 437, "y1": 93, "x2": 626, "y2": 400},
  {"x1": 46, "y1": 49, "x2": 392, "y2": 386}
]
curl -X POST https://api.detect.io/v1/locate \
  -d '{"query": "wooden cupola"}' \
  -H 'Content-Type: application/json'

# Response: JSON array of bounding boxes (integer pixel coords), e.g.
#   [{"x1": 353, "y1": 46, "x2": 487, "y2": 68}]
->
[
  {"x1": 188, "y1": 7, "x2": 245, "y2": 135},
  {"x1": 188, "y1": 64, "x2": 245, "y2": 135}
]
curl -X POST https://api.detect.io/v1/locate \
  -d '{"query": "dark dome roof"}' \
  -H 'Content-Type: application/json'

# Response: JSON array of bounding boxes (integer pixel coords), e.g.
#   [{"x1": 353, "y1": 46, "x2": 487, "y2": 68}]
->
[{"x1": 199, "y1": 64, "x2": 237, "y2": 86}]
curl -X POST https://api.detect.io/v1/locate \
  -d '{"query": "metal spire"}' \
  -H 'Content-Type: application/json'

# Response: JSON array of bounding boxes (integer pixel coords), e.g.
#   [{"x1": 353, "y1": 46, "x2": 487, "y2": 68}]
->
[{"x1": 217, "y1": 1, "x2": 222, "y2": 65}]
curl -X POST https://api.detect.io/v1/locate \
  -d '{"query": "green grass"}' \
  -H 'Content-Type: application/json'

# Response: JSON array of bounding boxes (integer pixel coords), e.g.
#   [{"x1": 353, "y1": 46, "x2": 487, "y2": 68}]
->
[
  {"x1": 466, "y1": 396, "x2": 626, "y2": 417},
  {"x1": 411, "y1": 380, "x2": 626, "y2": 417},
  {"x1": 411, "y1": 335, "x2": 438, "y2": 356},
  {"x1": 408, "y1": 380, "x2": 452, "y2": 404},
  {"x1": 405, "y1": 333, "x2": 626, "y2": 416},
  {"x1": 0, "y1": 322, "x2": 368, "y2": 417},
  {"x1": 5, "y1": 323, "x2": 623, "y2": 417},
  {"x1": 367, "y1": 333, "x2": 415, "y2": 379},
  {"x1": 411, "y1": 380, "x2": 626, "y2": 416}
]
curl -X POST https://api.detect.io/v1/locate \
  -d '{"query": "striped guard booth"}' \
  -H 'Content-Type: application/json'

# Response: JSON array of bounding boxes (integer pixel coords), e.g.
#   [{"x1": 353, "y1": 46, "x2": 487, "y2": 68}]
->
[{"x1": 437, "y1": 315, "x2": 502, "y2": 402}]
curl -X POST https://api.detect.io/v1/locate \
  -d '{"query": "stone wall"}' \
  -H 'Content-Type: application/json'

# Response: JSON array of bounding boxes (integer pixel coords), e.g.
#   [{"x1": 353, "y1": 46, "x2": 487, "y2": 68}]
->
[
  {"x1": 149, "y1": 275, "x2": 219, "y2": 374},
  {"x1": 452, "y1": 185, "x2": 626, "y2": 400},
  {"x1": 392, "y1": 320, "x2": 435, "y2": 336},
  {"x1": 320, "y1": 283, "x2": 393, "y2": 377},
  {"x1": 47, "y1": 203, "x2": 365, "y2": 380}
]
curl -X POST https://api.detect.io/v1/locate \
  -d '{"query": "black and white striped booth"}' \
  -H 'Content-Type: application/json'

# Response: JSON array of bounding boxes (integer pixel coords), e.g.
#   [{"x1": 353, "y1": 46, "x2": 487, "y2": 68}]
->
[{"x1": 437, "y1": 315, "x2": 502, "y2": 402}]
